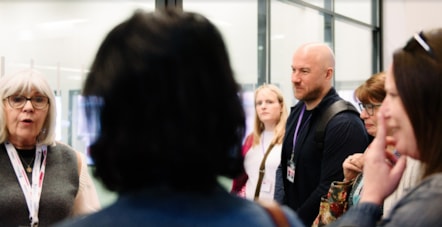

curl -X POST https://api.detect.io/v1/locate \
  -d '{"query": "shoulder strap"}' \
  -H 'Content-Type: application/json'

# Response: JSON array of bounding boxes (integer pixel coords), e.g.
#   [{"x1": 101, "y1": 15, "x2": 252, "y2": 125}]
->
[
  {"x1": 257, "y1": 200, "x2": 290, "y2": 227},
  {"x1": 254, "y1": 143, "x2": 275, "y2": 200},
  {"x1": 315, "y1": 100, "x2": 359, "y2": 151}
]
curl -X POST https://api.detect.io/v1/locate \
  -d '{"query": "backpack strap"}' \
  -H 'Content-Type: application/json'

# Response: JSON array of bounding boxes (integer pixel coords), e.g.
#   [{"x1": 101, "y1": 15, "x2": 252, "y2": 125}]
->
[
  {"x1": 257, "y1": 199, "x2": 290, "y2": 227},
  {"x1": 314, "y1": 100, "x2": 359, "y2": 151}
]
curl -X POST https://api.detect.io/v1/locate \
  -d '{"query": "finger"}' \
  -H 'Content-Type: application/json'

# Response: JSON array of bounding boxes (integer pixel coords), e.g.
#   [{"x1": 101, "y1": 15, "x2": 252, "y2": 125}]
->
[
  {"x1": 385, "y1": 136, "x2": 396, "y2": 147},
  {"x1": 390, "y1": 155, "x2": 407, "y2": 183},
  {"x1": 343, "y1": 156, "x2": 354, "y2": 166},
  {"x1": 374, "y1": 111, "x2": 387, "y2": 147},
  {"x1": 385, "y1": 150, "x2": 400, "y2": 165},
  {"x1": 346, "y1": 163, "x2": 363, "y2": 172},
  {"x1": 366, "y1": 112, "x2": 388, "y2": 160},
  {"x1": 352, "y1": 160, "x2": 364, "y2": 170}
]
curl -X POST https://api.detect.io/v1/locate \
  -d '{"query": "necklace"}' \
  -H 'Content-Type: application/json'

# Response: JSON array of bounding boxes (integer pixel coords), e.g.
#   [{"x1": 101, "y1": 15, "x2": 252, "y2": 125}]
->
[{"x1": 18, "y1": 153, "x2": 35, "y2": 173}]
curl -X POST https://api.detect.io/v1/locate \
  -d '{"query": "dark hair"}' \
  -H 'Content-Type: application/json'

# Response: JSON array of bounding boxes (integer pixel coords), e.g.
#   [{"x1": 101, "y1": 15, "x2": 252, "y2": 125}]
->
[
  {"x1": 394, "y1": 28, "x2": 442, "y2": 178},
  {"x1": 354, "y1": 72, "x2": 386, "y2": 104},
  {"x1": 83, "y1": 9, "x2": 245, "y2": 193}
]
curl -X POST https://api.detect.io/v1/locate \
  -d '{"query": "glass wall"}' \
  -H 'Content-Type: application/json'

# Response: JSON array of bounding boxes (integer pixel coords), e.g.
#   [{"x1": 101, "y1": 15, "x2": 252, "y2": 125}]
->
[
  {"x1": 185, "y1": 1, "x2": 258, "y2": 87},
  {"x1": 0, "y1": 0, "x2": 380, "y2": 205},
  {"x1": 270, "y1": 0, "x2": 326, "y2": 106},
  {"x1": 269, "y1": 0, "x2": 380, "y2": 107},
  {"x1": 0, "y1": 0, "x2": 156, "y2": 207},
  {"x1": 184, "y1": 0, "x2": 258, "y2": 135},
  {"x1": 0, "y1": 0, "x2": 155, "y2": 160},
  {"x1": 0, "y1": 0, "x2": 381, "y2": 154},
  {"x1": 184, "y1": 0, "x2": 381, "y2": 125}
]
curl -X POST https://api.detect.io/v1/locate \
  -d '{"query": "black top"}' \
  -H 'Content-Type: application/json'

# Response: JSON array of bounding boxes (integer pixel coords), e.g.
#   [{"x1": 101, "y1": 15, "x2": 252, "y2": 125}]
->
[{"x1": 280, "y1": 88, "x2": 370, "y2": 226}]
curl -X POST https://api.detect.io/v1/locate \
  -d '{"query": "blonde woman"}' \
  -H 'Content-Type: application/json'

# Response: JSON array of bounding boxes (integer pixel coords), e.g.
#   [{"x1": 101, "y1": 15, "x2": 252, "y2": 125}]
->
[{"x1": 232, "y1": 84, "x2": 288, "y2": 201}]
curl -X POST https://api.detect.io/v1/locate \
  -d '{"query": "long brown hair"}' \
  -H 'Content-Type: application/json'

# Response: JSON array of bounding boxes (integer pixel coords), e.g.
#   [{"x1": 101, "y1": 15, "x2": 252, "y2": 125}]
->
[{"x1": 394, "y1": 28, "x2": 442, "y2": 178}]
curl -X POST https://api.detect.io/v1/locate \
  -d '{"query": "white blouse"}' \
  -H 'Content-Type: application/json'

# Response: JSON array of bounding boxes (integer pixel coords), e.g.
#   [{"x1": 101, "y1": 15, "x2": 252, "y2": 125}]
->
[{"x1": 244, "y1": 130, "x2": 281, "y2": 201}]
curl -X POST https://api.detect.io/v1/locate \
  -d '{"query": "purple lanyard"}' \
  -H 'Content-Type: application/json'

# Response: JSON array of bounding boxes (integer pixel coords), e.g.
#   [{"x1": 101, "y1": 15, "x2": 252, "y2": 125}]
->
[{"x1": 290, "y1": 105, "x2": 309, "y2": 161}]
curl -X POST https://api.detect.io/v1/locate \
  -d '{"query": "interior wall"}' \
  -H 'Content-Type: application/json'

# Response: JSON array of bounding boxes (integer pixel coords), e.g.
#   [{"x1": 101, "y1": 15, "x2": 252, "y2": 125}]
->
[{"x1": 383, "y1": 0, "x2": 442, "y2": 69}]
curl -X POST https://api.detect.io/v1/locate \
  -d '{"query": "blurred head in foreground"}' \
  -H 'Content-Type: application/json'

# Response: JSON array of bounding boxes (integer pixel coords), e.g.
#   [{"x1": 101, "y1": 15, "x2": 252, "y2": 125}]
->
[{"x1": 83, "y1": 9, "x2": 246, "y2": 193}]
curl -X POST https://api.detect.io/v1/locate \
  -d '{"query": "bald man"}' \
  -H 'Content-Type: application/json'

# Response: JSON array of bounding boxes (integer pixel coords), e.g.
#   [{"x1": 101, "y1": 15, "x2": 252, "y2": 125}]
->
[{"x1": 274, "y1": 43, "x2": 370, "y2": 226}]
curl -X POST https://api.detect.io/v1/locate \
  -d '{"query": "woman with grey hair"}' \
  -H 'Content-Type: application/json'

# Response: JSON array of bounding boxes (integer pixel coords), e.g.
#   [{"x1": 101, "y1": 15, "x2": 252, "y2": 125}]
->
[{"x1": 0, "y1": 68, "x2": 100, "y2": 226}]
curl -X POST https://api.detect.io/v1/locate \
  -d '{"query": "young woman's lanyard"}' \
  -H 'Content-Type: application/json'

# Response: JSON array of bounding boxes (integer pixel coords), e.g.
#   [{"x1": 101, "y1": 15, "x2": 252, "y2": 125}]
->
[{"x1": 5, "y1": 141, "x2": 48, "y2": 227}]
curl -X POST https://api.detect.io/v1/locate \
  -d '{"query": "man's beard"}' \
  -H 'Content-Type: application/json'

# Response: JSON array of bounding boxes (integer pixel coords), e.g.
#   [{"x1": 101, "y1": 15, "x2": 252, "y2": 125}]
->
[{"x1": 295, "y1": 86, "x2": 323, "y2": 102}]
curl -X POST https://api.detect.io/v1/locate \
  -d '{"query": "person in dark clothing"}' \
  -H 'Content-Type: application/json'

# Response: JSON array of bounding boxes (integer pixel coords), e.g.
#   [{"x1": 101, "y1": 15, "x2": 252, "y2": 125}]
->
[
  {"x1": 274, "y1": 43, "x2": 370, "y2": 226},
  {"x1": 53, "y1": 8, "x2": 305, "y2": 227}
]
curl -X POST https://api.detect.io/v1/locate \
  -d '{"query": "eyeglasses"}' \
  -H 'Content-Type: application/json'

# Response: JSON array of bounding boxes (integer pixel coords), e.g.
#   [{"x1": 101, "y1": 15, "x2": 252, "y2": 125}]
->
[
  {"x1": 404, "y1": 31, "x2": 436, "y2": 59},
  {"x1": 358, "y1": 103, "x2": 381, "y2": 116},
  {"x1": 5, "y1": 95, "x2": 49, "y2": 110}
]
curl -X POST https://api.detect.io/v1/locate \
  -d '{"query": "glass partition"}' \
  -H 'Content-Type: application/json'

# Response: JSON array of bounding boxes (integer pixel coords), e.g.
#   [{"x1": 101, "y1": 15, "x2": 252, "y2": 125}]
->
[
  {"x1": 335, "y1": 0, "x2": 374, "y2": 25},
  {"x1": 0, "y1": 1, "x2": 155, "y2": 155},
  {"x1": 183, "y1": 0, "x2": 258, "y2": 86},
  {"x1": 0, "y1": 0, "x2": 380, "y2": 160},
  {"x1": 183, "y1": 0, "x2": 258, "y2": 135},
  {"x1": 270, "y1": 0, "x2": 325, "y2": 106},
  {"x1": 0, "y1": 0, "x2": 380, "y2": 206}
]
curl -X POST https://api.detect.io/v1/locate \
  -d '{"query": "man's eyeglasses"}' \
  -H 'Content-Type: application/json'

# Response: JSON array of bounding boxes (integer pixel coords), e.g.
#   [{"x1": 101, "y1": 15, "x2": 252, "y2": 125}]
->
[
  {"x1": 358, "y1": 103, "x2": 381, "y2": 116},
  {"x1": 404, "y1": 31, "x2": 436, "y2": 59},
  {"x1": 5, "y1": 95, "x2": 49, "y2": 110}
]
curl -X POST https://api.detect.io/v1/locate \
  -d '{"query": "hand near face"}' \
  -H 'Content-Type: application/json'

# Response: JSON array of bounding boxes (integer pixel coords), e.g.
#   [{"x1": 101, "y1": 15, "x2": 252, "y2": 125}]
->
[
  {"x1": 359, "y1": 111, "x2": 407, "y2": 205},
  {"x1": 343, "y1": 153, "x2": 364, "y2": 181}
]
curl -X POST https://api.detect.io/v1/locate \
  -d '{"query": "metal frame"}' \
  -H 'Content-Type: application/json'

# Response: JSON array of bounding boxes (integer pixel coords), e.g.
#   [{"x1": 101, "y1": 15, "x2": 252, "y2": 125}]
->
[
  {"x1": 157, "y1": 0, "x2": 382, "y2": 84},
  {"x1": 277, "y1": 0, "x2": 382, "y2": 77},
  {"x1": 258, "y1": 0, "x2": 271, "y2": 85},
  {"x1": 156, "y1": 0, "x2": 182, "y2": 10}
]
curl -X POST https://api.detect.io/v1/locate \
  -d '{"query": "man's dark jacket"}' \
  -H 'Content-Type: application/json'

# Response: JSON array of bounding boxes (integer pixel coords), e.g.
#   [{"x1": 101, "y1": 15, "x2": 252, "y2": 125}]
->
[{"x1": 276, "y1": 88, "x2": 370, "y2": 226}]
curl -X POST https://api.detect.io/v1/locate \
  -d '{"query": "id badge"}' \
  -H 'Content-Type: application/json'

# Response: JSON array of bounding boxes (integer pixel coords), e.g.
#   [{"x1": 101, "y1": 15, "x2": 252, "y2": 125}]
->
[{"x1": 287, "y1": 160, "x2": 295, "y2": 183}]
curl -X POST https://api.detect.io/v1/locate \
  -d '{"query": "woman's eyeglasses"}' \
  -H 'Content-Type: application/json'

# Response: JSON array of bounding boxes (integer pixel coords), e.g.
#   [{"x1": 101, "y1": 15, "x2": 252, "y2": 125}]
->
[
  {"x1": 358, "y1": 103, "x2": 381, "y2": 116},
  {"x1": 5, "y1": 95, "x2": 49, "y2": 109}
]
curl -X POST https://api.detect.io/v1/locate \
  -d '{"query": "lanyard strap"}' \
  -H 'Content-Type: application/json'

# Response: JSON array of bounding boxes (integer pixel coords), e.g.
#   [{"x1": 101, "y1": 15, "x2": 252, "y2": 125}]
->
[
  {"x1": 5, "y1": 141, "x2": 47, "y2": 227},
  {"x1": 290, "y1": 105, "x2": 309, "y2": 161}
]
